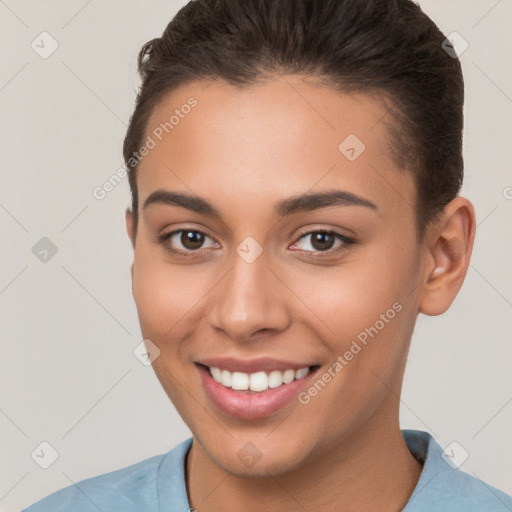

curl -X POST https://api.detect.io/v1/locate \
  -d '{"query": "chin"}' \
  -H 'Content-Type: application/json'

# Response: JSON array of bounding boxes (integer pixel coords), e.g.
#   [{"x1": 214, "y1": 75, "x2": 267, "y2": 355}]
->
[
  {"x1": 203, "y1": 434, "x2": 310, "y2": 478},
  {"x1": 224, "y1": 453, "x2": 303, "y2": 479}
]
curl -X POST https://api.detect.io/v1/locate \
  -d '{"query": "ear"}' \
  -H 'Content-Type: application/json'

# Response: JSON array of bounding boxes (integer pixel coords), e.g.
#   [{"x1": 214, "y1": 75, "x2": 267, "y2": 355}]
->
[
  {"x1": 125, "y1": 208, "x2": 135, "y2": 284},
  {"x1": 418, "y1": 197, "x2": 476, "y2": 316}
]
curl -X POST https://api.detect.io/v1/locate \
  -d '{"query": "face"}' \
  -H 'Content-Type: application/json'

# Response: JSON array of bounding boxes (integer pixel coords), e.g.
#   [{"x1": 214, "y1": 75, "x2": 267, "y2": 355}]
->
[{"x1": 127, "y1": 76, "x2": 428, "y2": 476}]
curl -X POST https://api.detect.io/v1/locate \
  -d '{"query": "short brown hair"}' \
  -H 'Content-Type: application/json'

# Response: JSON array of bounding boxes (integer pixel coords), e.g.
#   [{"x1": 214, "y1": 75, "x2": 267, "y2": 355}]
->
[{"x1": 123, "y1": 0, "x2": 464, "y2": 240}]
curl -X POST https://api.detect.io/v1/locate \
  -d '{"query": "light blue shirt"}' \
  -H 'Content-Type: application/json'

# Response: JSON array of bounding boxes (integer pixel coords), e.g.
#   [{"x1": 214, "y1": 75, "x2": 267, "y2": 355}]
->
[{"x1": 22, "y1": 430, "x2": 512, "y2": 511}]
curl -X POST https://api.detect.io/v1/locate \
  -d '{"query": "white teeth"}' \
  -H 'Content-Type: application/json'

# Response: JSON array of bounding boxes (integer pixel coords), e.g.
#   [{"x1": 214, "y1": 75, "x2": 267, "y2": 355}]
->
[
  {"x1": 210, "y1": 367, "x2": 223, "y2": 383},
  {"x1": 249, "y1": 372, "x2": 268, "y2": 392},
  {"x1": 268, "y1": 370, "x2": 283, "y2": 389},
  {"x1": 221, "y1": 369, "x2": 232, "y2": 387},
  {"x1": 282, "y1": 369, "x2": 295, "y2": 384},
  {"x1": 295, "y1": 367, "x2": 309, "y2": 379},
  {"x1": 231, "y1": 372, "x2": 249, "y2": 390},
  {"x1": 208, "y1": 366, "x2": 311, "y2": 392}
]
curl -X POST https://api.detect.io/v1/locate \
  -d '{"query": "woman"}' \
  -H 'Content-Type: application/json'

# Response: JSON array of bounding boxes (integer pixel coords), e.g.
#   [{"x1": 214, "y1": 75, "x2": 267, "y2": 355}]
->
[{"x1": 23, "y1": 0, "x2": 512, "y2": 510}]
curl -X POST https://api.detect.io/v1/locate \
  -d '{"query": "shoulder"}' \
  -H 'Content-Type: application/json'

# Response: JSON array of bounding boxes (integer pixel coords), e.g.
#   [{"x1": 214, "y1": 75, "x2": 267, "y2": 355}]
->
[
  {"x1": 402, "y1": 429, "x2": 512, "y2": 512},
  {"x1": 21, "y1": 438, "x2": 193, "y2": 512},
  {"x1": 21, "y1": 453, "x2": 164, "y2": 512}
]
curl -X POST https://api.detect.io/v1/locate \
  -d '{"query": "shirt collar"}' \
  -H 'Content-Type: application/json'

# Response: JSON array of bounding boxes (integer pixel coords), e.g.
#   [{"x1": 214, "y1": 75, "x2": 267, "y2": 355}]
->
[{"x1": 156, "y1": 429, "x2": 508, "y2": 511}]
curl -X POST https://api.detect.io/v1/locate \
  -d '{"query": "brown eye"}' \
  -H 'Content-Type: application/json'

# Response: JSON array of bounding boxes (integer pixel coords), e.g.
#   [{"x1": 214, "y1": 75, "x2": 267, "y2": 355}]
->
[
  {"x1": 309, "y1": 232, "x2": 336, "y2": 251},
  {"x1": 291, "y1": 229, "x2": 355, "y2": 258},
  {"x1": 157, "y1": 228, "x2": 219, "y2": 257},
  {"x1": 180, "y1": 230, "x2": 206, "y2": 250}
]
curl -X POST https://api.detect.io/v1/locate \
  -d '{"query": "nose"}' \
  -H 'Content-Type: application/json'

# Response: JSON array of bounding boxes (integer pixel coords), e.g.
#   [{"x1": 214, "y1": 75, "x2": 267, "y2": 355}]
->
[{"x1": 208, "y1": 246, "x2": 290, "y2": 343}]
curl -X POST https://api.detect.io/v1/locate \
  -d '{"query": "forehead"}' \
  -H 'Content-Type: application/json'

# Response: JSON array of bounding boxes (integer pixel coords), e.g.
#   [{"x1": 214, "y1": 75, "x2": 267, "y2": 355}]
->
[{"x1": 137, "y1": 76, "x2": 416, "y2": 222}]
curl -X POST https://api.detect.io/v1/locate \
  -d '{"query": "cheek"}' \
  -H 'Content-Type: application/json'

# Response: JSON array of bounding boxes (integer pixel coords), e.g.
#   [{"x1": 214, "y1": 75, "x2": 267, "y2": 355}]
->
[
  {"x1": 299, "y1": 248, "x2": 416, "y2": 332},
  {"x1": 294, "y1": 242, "x2": 421, "y2": 383},
  {"x1": 131, "y1": 246, "x2": 210, "y2": 339}
]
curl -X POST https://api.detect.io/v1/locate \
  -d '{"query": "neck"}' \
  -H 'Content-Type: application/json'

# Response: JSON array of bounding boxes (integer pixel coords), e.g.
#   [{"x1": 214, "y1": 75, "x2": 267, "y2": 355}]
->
[{"x1": 185, "y1": 407, "x2": 423, "y2": 512}]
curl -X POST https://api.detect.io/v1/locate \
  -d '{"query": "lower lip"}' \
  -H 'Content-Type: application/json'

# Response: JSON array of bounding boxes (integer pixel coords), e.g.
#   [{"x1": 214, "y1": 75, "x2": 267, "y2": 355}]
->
[{"x1": 196, "y1": 364, "x2": 319, "y2": 420}]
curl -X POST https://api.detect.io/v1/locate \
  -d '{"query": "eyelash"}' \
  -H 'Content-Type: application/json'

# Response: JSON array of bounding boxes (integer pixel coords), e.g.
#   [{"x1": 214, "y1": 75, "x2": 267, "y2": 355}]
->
[{"x1": 157, "y1": 228, "x2": 355, "y2": 259}]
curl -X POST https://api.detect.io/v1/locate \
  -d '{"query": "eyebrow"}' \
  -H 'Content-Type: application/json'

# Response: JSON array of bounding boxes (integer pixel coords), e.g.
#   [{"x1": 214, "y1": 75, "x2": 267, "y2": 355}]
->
[{"x1": 142, "y1": 189, "x2": 378, "y2": 217}]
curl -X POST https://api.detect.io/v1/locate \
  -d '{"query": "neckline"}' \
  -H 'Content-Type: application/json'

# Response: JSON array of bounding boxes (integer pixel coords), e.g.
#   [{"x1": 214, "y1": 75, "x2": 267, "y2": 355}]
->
[{"x1": 158, "y1": 429, "x2": 436, "y2": 511}]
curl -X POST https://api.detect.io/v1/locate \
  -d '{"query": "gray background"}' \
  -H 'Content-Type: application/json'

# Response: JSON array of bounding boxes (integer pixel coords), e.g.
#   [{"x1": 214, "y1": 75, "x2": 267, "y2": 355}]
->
[{"x1": 1, "y1": 1, "x2": 511, "y2": 510}]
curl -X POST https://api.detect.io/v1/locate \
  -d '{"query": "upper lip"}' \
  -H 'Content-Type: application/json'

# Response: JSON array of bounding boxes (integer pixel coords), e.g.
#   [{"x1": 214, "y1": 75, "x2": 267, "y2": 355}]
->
[{"x1": 196, "y1": 357, "x2": 317, "y2": 374}]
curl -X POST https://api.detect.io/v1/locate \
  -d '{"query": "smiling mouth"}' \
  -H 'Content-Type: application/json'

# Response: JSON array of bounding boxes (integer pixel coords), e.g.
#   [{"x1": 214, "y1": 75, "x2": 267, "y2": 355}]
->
[
  {"x1": 196, "y1": 361, "x2": 322, "y2": 419},
  {"x1": 197, "y1": 363, "x2": 321, "y2": 393}
]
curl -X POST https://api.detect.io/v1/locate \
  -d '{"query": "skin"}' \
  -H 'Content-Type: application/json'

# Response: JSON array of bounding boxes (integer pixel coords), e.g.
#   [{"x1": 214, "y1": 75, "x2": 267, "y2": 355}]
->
[{"x1": 125, "y1": 75, "x2": 475, "y2": 512}]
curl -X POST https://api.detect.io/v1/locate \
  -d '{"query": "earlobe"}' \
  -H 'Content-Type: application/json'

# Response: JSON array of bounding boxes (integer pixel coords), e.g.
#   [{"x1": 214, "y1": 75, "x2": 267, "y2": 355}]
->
[{"x1": 419, "y1": 197, "x2": 476, "y2": 316}]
